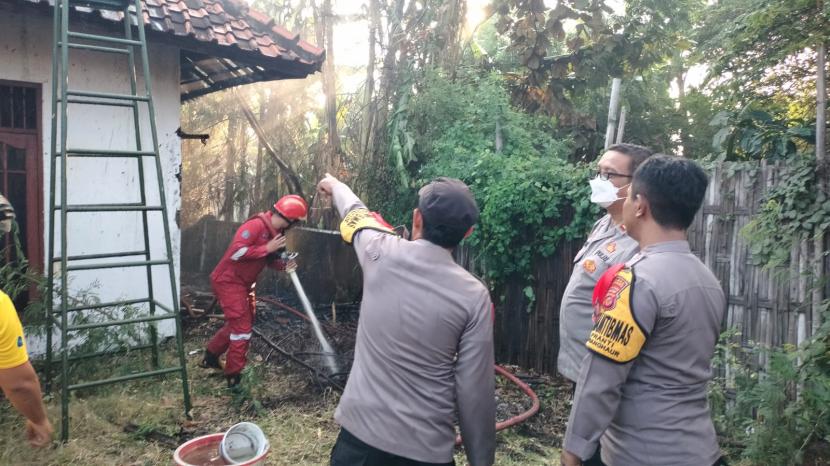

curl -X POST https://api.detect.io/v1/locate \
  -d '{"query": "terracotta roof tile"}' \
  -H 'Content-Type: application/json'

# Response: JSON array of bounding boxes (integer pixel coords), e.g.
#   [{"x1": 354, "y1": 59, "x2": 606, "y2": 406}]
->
[
  {"x1": 190, "y1": 15, "x2": 210, "y2": 29},
  {"x1": 193, "y1": 28, "x2": 212, "y2": 42},
  {"x1": 168, "y1": 10, "x2": 185, "y2": 23},
  {"x1": 260, "y1": 44, "x2": 279, "y2": 58},
  {"x1": 187, "y1": 7, "x2": 206, "y2": 18},
  {"x1": 29, "y1": 0, "x2": 325, "y2": 66},
  {"x1": 15, "y1": 0, "x2": 324, "y2": 99},
  {"x1": 246, "y1": 9, "x2": 272, "y2": 28},
  {"x1": 217, "y1": 31, "x2": 233, "y2": 45},
  {"x1": 271, "y1": 24, "x2": 298, "y2": 43},
  {"x1": 229, "y1": 19, "x2": 248, "y2": 30},
  {"x1": 231, "y1": 27, "x2": 252, "y2": 41}
]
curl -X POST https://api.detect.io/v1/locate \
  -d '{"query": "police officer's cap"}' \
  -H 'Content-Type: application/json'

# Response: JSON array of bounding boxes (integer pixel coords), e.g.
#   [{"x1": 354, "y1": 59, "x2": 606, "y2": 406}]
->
[{"x1": 417, "y1": 177, "x2": 479, "y2": 231}]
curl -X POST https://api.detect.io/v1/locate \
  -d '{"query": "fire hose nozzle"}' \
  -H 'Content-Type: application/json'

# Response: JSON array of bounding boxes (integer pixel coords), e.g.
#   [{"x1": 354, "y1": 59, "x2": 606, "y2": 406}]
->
[{"x1": 280, "y1": 250, "x2": 299, "y2": 261}]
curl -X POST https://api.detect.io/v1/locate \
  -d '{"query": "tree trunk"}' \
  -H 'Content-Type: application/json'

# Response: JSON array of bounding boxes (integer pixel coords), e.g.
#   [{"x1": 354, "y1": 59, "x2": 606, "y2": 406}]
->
[
  {"x1": 251, "y1": 89, "x2": 267, "y2": 217},
  {"x1": 673, "y1": 51, "x2": 692, "y2": 156},
  {"x1": 236, "y1": 93, "x2": 306, "y2": 199},
  {"x1": 812, "y1": 41, "x2": 826, "y2": 336},
  {"x1": 369, "y1": 0, "x2": 405, "y2": 197},
  {"x1": 615, "y1": 106, "x2": 627, "y2": 144},
  {"x1": 314, "y1": 0, "x2": 341, "y2": 172},
  {"x1": 436, "y1": 0, "x2": 466, "y2": 77},
  {"x1": 374, "y1": 0, "x2": 403, "y2": 166},
  {"x1": 604, "y1": 78, "x2": 622, "y2": 149},
  {"x1": 361, "y1": 0, "x2": 380, "y2": 160},
  {"x1": 221, "y1": 114, "x2": 239, "y2": 221}
]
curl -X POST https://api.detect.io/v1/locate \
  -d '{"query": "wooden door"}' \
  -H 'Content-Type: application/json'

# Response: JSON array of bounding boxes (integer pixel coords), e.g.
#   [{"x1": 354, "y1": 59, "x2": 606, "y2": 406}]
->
[{"x1": 0, "y1": 82, "x2": 43, "y2": 312}]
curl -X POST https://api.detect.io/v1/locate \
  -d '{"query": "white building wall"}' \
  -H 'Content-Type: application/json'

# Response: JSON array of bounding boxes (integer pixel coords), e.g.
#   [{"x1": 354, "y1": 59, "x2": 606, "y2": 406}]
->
[{"x1": 0, "y1": 10, "x2": 182, "y2": 351}]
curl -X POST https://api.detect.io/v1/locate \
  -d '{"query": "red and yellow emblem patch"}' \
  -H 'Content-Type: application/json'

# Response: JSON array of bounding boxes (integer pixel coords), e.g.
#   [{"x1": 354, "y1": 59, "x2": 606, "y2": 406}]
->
[
  {"x1": 583, "y1": 259, "x2": 597, "y2": 273},
  {"x1": 586, "y1": 268, "x2": 647, "y2": 363},
  {"x1": 606, "y1": 242, "x2": 617, "y2": 253},
  {"x1": 340, "y1": 208, "x2": 396, "y2": 243},
  {"x1": 601, "y1": 275, "x2": 630, "y2": 310}
]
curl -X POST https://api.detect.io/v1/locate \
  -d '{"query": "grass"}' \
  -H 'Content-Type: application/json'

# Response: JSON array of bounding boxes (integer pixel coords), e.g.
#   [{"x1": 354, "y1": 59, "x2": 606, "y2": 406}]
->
[{"x1": 0, "y1": 334, "x2": 561, "y2": 465}]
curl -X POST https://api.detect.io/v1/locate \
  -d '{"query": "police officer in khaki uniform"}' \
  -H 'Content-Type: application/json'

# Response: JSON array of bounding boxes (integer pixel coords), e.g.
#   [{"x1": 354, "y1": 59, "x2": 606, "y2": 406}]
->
[
  {"x1": 558, "y1": 144, "x2": 653, "y2": 385},
  {"x1": 561, "y1": 155, "x2": 726, "y2": 466},
  {"x1": 317, "y1": 174, "x2": 495, "y2": 466}
]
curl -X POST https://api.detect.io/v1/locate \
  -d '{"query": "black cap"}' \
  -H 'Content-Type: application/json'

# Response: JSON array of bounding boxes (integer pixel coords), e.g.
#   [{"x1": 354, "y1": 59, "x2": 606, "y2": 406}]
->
[{"x1": 417, "y1": 177, "x2": 479, "y2": 230}]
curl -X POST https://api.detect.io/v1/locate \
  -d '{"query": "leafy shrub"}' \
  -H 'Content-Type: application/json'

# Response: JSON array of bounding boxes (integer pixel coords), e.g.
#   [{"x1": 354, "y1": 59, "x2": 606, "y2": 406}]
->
[
  {"x1": 711, "y1": 315, "x2": 830, "y2": 465},
  {"x1": 399, "y1": 71, "x2": 601, "y2": 284}
]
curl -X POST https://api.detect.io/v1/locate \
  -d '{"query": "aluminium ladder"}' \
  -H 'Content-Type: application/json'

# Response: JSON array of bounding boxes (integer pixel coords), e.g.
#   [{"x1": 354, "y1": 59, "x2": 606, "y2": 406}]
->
[{"x1": 45, "y1": 0, "x2": 191, "y2": 441}]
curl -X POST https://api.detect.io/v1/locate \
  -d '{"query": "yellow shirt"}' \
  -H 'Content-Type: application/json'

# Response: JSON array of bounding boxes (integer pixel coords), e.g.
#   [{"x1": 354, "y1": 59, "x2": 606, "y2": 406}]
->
[{"x1": 0, "y1": 291, "x2": 28, "y2": 369}]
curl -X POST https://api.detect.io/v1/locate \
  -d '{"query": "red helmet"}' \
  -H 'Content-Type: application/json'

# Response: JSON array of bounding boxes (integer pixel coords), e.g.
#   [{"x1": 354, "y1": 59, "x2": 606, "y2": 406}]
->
[{"x1": 274, "y1": 195, "x2": 308, "y2": 221}]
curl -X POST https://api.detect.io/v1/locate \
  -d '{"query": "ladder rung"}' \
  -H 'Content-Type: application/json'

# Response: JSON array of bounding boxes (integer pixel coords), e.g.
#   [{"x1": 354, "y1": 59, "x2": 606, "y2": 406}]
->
[
  {"x1": 67, "y1": 311, "x2": 177, "y2": 331},
  {"x1": 67, "y1": 31, "x2": 142, "y2": 47},
  {"x1": 66, "y1": 259, "x2": 170, "y2": 272},
  {"x1": 65, "y1": 90, "x2": 148, "y2": 102},
  {"x1": 53, "y1": 251, "x2": 147, "y2": 263},
  {"x1": 55, "y1": 204, "x2": 163, "y2": 212},
  {"x1": 62, "y1": 149, "x2": 156, "y2": 157},
  {"x1": 68, "y1": 367, "x2": 182, "y2": 392},
  {"x1": 64, "y1": 344, "x2": 155, "y2": 363},
  {"x1": 63, "y1": 98, "x2": 137, "y2": 108},
  {"x1": 64, "y1": 298, "x2": 152, "y2": 313},
  {"x1": 60, "y1": 42, "x2": 129, "y2": 55},
  {"x1": 153, "y1": 300, "x2": 174, "y2": 314},
  {"x1": 65, "y1": 0, "x2": 131, "y2": 11}
]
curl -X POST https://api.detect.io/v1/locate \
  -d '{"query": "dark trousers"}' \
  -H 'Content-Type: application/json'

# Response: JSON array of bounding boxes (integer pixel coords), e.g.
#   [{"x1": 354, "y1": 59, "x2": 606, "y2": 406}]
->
[{"x1": 330, "y1": 428, "x2": 455, "y2": 466}]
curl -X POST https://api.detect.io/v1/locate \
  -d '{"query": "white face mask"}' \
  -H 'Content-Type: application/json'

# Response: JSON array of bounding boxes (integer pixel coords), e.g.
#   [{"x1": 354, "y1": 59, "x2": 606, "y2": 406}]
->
[
  {"x1": 589, "y1": 176, "x2": 628, "y2": 208},
  {"x1": 0, "y1": 219, "x2": 11, "y2": 235}
]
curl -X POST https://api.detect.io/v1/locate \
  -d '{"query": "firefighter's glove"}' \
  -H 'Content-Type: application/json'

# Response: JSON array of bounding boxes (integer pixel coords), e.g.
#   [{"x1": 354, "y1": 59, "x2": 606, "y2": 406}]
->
[{"x1": 284, "y1": 259, "x2": 298, "y2": 273}]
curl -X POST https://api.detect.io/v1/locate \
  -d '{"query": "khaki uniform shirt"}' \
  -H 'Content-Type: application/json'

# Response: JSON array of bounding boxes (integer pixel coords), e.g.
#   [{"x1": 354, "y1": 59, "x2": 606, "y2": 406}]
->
[
  {"x1": 558, "y1": 214, "x2": 639, "y2": 382},
  {"x1": 331, "y1": 182, "x2": 496, "y2": 466},
  {"x1": 564, "y1": 241, "x2": 725, "y2": 465}
]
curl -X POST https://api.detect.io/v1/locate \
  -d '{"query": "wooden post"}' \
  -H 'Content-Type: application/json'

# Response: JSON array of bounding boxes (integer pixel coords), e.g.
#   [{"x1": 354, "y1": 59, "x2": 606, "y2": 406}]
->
[
  {"x1": 605, "y1": 78, "x2": 622, "y2": 149},
  {"x1": 812, "y1": 41, "x2": 826, "y2": 337},
  {"x1": 495, "y1": 119, "x2": 504, "y2": 153},
  {"x1": 615, "y1": 106, "x2": 627, "y2": 144}
]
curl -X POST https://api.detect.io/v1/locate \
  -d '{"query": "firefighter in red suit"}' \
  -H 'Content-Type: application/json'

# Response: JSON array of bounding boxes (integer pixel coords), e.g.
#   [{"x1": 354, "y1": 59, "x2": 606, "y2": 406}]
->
[{"x1": 201, "y1": 195, "x2": 308, "y2": 387}]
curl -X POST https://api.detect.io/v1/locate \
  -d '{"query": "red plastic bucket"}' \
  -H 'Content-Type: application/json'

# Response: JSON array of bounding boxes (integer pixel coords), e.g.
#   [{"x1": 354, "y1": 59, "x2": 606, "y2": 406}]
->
[{"x1": 173, "y1": 433, "x2": 269, "y2": 466}]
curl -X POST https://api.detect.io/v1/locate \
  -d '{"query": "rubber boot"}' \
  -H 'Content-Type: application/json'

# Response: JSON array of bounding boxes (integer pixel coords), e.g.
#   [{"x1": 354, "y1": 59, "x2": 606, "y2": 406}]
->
[
  {"x1": 226, "y1": 373, "x2": 241, "y2": 389},
  {"x1": 199, "y1": 350, "x2": 222, "y2": 370}
]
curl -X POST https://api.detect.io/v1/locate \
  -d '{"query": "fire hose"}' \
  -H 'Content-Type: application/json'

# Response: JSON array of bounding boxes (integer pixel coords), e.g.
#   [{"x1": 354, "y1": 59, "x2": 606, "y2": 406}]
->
[{"x1": 253, "y1": 294, "x2": 541, "y2": 444}]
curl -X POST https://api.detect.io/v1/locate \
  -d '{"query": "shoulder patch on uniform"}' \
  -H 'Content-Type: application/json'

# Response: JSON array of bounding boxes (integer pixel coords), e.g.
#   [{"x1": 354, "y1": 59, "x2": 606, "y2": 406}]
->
[
  {"x1": 606, "y1": 242, "x2": 617, "y2": 253},
  {"x1": 241, "y1": 230, "x2": 251, "y2": 239},
  {"x1": 17, "y1": 336, "x2": 23, "y2": 347},
  {"x1": 583, "y1": 259, "x2": 596, "y2": 273},
  {"x1": 586, "y1": 268, "x2": 647, "y2": 363},
  {"x1": 340, "y1": 208, "x2": 396, "y2": 244}
]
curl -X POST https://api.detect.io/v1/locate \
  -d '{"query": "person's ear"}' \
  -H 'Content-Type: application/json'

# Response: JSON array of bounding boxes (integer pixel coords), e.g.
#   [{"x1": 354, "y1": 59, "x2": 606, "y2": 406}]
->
[{"x1": 634, "y1": 194, "x2": 648, "y2": 218}]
